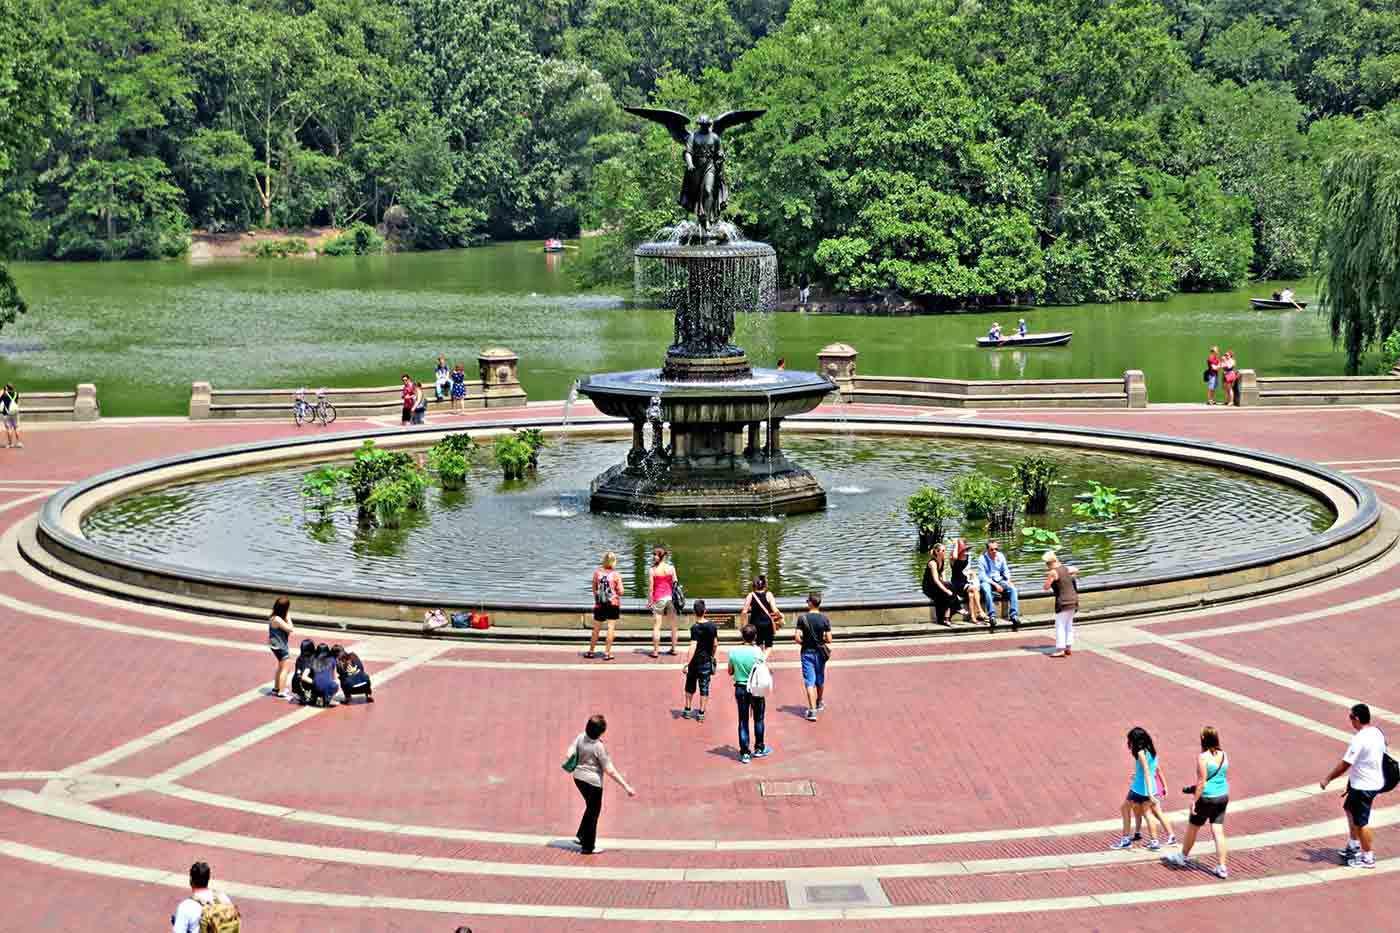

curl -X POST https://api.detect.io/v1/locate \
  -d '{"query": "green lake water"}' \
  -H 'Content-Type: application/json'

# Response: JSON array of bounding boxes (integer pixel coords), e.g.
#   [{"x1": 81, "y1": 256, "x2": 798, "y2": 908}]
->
[{"x1": 4, "y1": 241, "x2": 1339, "y2": 416}]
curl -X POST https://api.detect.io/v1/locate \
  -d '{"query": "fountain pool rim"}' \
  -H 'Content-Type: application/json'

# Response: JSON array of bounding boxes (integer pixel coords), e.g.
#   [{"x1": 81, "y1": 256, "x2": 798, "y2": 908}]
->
[{"x1": 33, "y1": 413, "x2": 1380, "y2": 630}]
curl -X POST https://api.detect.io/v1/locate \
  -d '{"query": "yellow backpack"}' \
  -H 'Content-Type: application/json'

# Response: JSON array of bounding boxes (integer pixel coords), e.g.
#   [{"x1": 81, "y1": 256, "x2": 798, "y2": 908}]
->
[{"x1": 199, "y1": 897, "x2": 240, "y2": 933}]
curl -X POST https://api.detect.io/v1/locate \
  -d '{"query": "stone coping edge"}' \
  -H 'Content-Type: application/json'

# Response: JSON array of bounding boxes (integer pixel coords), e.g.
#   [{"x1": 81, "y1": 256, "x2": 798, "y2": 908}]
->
[{"x1": 34, "y1": 414, "x2": 1379, "y2": 626}]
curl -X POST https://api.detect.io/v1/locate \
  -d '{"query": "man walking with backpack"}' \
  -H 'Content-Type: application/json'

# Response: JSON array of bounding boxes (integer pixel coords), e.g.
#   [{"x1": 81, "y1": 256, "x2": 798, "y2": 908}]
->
[
  {"x1": 171, "y1": 861, "x2": 239, "y2": 932},
  {"x1": 1321, "y1": 702, "x2": 1397, "y2": 869},
  {"x1": 794, "y1": 592, "x2": 832, "y2": 721},
  {"x1": 728, "y1": 624, "x2": 771, "y2": 764}
]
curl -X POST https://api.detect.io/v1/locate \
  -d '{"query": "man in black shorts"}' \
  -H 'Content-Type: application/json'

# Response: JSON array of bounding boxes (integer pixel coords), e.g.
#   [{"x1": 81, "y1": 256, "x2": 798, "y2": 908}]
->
[
  {"x1": 1322, "y1": 702, "x2": 1388, "y2": 869},
  {"x1": 681, "y1": 599, "x2": 718, "y2": 721}
]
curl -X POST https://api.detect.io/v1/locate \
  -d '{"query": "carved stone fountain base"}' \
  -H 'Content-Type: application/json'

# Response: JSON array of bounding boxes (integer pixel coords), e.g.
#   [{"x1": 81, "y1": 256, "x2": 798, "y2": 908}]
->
[{"x1": 589, "y1": 458, "x2": 827, "y2": 518}]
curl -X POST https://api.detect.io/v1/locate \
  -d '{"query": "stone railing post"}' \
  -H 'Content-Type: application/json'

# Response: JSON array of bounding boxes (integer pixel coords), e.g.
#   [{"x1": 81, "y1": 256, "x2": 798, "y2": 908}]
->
[
  {"x1": 477, "y1": 348, "x2": 527, "y2": 408},
  {"x1": 1123, "y1": 370, "x2": 1147, "y2": 408},
  {"x1": 818, "y1": 343, "x2": 858, "y2": 398},
  {"x1": 73, "y1": 383, "x2": 99, "y2": 421},
  {"x1": 1238, "y1": 369, "x2": 1259, "y2": 406},
  {"x1": 190, "y1": 381, "x2": 213, "y2": 419}
]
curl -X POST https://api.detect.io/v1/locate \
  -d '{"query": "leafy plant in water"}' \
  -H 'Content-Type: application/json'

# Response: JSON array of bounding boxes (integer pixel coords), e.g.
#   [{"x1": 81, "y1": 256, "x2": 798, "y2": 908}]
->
[
  {"x1": 1072, "y1": 481, "x2": 1134, "y2": 520},
  {"x1": 951, "y1": 472, "x2": 999, "y2": 521},
  {"x1": 494, "y1": 433, "x2": 534, "y2": 480},
  {"x1": 906, "y1": 485, "x2": 954, "y2": 550},
  {"x1": 1012, "y1": 455, "x2": 1060, "y2": 515},
  {"x1": 347, "y1": 439, "x2": 416, "y2": 508},
  {"x1": 984, "y1": 482, "x2": 1023, "y2": 533},
  {"x1": 300, "y1": 466, "x2": 347, "y2": 509},
  {"x1": 365, "y1": 477, "x2": 413, "y2": 528},
  {"x1": 1021, "y1": 526, "x2": 1062, "y2": 549},
  {"x1": 431, "y1": 433, "x2": 477, "y2": 458},
  {"x1": 517, "y1": 428, "x2": 546, "y2": 467},
  {"x1": 427, "y1": 449, "x2": 470, "y2": 489},
  {"x1": 952, "y1": 470, "x2": 1022, "y2": 532}
]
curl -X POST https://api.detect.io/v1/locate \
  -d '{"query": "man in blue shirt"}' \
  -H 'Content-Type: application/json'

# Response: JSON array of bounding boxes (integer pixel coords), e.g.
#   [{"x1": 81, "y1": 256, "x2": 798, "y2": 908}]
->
[{"x1": 978, "y1": 540, "x2": 1021, "y2": 630}]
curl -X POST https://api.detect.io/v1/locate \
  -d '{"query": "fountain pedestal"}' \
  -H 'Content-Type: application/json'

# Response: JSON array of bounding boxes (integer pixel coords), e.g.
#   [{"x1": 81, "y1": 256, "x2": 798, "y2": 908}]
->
[{"x1": 579, "y1": 235, "x2": 835, "y2": 517}]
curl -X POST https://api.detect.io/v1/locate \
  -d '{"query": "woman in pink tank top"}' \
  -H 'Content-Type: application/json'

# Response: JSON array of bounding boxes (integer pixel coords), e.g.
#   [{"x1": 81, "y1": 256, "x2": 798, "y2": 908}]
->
[{"x1": 648, "y1": 547, "x2": 678, "y2": 658}]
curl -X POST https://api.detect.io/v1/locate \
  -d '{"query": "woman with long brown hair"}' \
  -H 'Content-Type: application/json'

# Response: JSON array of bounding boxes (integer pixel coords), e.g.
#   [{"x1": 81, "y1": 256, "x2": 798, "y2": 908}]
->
[
  {"x1": 267, "y1": 596, "x2": 295, "y2": 698},
  {"x1": 1164, "y1": 727, "x2": 1230, "y2": 878},
  {"x1": 648, "y1": 546, "x2": 679, "y2": 657}
]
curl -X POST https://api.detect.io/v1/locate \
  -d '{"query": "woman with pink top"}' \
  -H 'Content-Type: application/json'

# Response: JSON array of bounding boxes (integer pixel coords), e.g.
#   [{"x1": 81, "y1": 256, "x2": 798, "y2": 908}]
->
[{"x1": 648, "y1": 547, "x2": 679, "y2": 657}]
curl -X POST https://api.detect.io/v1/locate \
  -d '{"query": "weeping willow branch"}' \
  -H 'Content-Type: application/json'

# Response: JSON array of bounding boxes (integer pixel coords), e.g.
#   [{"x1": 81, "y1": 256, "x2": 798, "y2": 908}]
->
[{"x1": 1317, "y1": 125, "x2": 1400, "y2": 373}]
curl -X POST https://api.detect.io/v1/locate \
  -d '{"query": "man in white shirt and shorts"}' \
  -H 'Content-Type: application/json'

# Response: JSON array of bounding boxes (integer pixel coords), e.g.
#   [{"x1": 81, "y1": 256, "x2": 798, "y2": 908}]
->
[{"x1": 1321, "y1": 703, "x2": 1387, "y2": 868}]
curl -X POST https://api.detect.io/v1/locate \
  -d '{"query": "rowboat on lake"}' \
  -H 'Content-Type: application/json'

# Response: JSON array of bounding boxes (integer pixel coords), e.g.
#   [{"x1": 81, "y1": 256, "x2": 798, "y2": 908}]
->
[
  {"x1": 1250, "y1": 298, "x2": 1308, "y2": 310},
  {"x1": 976, "y1": 331, "x2": 1073, "y2": 349}
]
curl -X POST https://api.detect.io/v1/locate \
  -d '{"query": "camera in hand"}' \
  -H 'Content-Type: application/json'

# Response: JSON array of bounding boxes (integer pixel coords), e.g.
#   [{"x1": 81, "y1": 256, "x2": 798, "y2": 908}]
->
[{"x1": 1181, "y1": 784, "x2": 1197, "y2": 795}]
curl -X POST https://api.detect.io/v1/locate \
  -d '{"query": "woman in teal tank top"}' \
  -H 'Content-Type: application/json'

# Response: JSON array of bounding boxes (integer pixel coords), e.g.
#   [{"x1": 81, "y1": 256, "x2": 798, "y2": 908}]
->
[
  {"x1": 1164, "y1": 726, "x2": 1231, "y2": 878},
  {"x1": 1111, "y1": 727, "x2": 1175, "y2": 850}
]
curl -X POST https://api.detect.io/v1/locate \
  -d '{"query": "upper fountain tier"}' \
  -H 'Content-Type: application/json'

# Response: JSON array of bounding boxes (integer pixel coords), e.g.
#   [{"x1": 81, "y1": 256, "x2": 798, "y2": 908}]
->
[{"x1": 635, "y1": 231, "x2": 777, "y2": 382}]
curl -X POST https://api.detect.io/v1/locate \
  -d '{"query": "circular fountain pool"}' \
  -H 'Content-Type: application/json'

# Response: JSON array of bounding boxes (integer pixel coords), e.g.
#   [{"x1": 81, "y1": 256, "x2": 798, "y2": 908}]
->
[{"x1": 79, "y1": 433, "x2": 1334, "y2": 603}]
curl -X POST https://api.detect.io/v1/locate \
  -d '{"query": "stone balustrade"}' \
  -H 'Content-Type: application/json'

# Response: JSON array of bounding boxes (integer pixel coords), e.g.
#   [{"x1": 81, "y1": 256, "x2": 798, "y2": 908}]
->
[
  {"x1": 189, "y1": 349, "x2": 528, "y2": 419},
  {"x1": 9, "y1": 384, "x2": 100, "y2": 422}
]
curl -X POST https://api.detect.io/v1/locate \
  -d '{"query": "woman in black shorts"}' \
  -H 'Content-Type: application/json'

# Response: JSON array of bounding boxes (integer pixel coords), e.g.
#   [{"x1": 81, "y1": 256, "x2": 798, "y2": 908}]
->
[
  {"x1": 267, "y1": 596, "x2": 295, "y2": 698},
  {"x1": 1163, "y1": 726, "x2": 1230, "y2": 878},
  {"x1": 587, "y1": 551, "x2": 622, "y2": 661},
  {"x1": 740, "y1": 576, "x2": 782, "y2": 650}
]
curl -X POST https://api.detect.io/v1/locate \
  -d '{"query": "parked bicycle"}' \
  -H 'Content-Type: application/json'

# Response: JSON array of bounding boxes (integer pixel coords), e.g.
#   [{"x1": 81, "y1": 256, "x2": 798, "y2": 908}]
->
[{"x1": 293, "y1": 388, "x2": 337, "y2": 427}]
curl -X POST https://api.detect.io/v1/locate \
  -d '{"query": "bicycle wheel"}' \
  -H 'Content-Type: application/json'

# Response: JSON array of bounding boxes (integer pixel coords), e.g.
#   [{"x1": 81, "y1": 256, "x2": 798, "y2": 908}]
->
[
  {"x1": 320, "y1": 402, "x2": 337, "y2": 425},
  {"x1": 294, "y1": 403, "x2": 305, "y2": 427}
]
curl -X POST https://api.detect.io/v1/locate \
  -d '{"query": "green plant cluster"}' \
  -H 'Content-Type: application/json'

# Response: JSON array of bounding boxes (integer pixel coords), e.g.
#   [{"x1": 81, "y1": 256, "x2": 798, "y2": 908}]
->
[
  {"x1": 346, "y1": 439, "x2": 429, "y2": 527},
  {"x1": 426, "y1": 433, "x2": 475, "y2": 489},
  {"x1": 906, "y1": 485, "x2": 954, "y2": 550},
  {"x1": 951, "y1": 471, "x2": 1022, "y2": 533},
  {"x1": 321, "y1": 222, "x2": 386, "y2": 257},
  {"x1": 242, "y1": 237, "x2": 310, "y2": 259},
  {"x1": 1071, "y1": 481, "x2": 1136, "y2": 520},
  {"x1": 301, "y1": 465, "x2": 349, "y2": 508},
  {"x1": 1020, "y1": 526, "x2": 1061, "y2": 549},
  {"x1": 1012, "y1": 455, "x2": 1060, "y2": 515},
  {"x1": 493, "y1": 429, "x2": 546, "y2": 480}
]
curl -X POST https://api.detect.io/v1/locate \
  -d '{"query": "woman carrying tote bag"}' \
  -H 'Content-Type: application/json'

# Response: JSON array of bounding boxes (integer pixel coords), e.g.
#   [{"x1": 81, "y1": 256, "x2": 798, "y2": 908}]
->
[{"x1": 562, "y1": 714, "x2": 635, "y2": 855}]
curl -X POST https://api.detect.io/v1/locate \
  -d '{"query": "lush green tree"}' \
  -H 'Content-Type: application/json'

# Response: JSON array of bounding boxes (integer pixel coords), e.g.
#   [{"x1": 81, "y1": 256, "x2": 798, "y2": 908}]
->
[
  {"x1": 43, "y1": 0, "x2": 194, "y2": 259},
  {"x1": 1317, "y1": 107, "x2": 1400, "y2": 372},
  {"x1": 0, "y1": 0, "x2": 72, "y2": 321},
  {"x1": 1201, "y1": 14, "x2": 1295, "y2": 84},
  {"x1": 571, "y1": 0, "x2": 750, "y2": 101}
]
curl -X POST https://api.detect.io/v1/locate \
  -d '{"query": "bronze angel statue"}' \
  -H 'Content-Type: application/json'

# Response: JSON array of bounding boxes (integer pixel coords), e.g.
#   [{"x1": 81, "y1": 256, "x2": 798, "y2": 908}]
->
[{"x1": 623, "y1": 107, "x2": 766, "y2": 242}]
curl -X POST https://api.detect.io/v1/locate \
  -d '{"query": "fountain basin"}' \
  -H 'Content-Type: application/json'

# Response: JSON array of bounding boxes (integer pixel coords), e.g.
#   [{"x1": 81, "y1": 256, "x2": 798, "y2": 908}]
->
[{"x1": 578, "y1": 367, "x2": 836, "y2": 516}]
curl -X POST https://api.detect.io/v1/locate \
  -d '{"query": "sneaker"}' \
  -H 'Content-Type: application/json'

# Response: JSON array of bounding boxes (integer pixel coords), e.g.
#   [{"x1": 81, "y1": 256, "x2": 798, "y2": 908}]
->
[
  {"x1": 695, "y1": 710, "x2": 705, "y2": 722},
  {"x1": 581, "y1": 847, "x2": 605, "y2": 855},
  {"x1": 754, "y1": 746, "x2": 773, "y2": 759},
  {"x1": 1166, "y1": 834, "x2": 1178, "y2": 846},
  {"x1": 1132, "y1": 833, "x2": 1143, "y2": 842},
  {"x1": 681, "y1": 709, "x2": 692, "y2": 720},
  {"x1": 1338, "y1": 844, "x2": 1361, "y2": 861},
  {"x1": 1147, "y1": 839, "x2": 1162, "y2": 851},
  {"x1": 805, "y1": 709, "x2": 817, "y2": 721},
  {"x1": 1010, "y1": 616, "x2": 1021, "y2": 631},
  {"x1": 1110, "y1": 836, "x2": 1133, "y2": 850},
  {"x1": 1347, "y1": 856, "x2": 1376, "y2": 869},
  {"x1": 740, "y1": 753, "x2": 752, "y2": 764},
  {"x1": 1162, "y1": 853, "x2": 1187, "y2": 868},
  {"x1": 14, "y1": 442, "x2": 22, "y2": 449},
  {"x1": 816, "y1": 702, "x2": 826, "y2": 711},
  {"x1": 1213, "y1": 864, "x2": 1229, "y2": 879}
]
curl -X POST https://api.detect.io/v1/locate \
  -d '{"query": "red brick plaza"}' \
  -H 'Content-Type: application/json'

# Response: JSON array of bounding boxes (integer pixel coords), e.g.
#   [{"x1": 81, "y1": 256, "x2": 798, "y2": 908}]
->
[{"x1": 4, "y1": 402, "x2": 1400, "y2": 931}]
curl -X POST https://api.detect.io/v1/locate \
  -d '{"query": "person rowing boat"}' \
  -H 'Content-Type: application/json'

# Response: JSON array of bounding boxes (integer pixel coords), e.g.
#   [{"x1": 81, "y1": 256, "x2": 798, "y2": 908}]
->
[{"x1": 987, "y1": 322, "x2": 1004, "y2": 343}]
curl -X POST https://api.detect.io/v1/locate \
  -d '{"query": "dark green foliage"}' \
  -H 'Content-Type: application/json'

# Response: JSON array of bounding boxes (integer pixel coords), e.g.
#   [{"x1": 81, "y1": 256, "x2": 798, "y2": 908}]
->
[
  {"x1": 951, "y1": 471, "x2": 1022, "y2": 532},
  {"x1": 321, "y1": 222, "x2": 386, "y2": 256},
  {"x1": 906, "y1": 485, "x2": 954, "y2": 550},
  {"x1": 427, "y1": 433, "x2": 476, "y2": 488},
  {"x1": 242, "y1": 238, "x2": 311, "y2": 259},
  {"x1": 494, "y1": 433, "x2": 534, "y2": 480},
  {"x1": 1012, "y1": 456, "x2": 1059, "y2": 515},
  {"x1": 1317, "y1": 107, "x2": 1400, "y2": 373}
]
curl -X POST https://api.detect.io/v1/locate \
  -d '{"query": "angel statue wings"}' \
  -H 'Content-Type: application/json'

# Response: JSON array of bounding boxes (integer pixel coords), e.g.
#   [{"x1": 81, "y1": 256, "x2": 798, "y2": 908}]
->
[{"x1": 623, "y1": 107, "x2": 766, "y2": 242}]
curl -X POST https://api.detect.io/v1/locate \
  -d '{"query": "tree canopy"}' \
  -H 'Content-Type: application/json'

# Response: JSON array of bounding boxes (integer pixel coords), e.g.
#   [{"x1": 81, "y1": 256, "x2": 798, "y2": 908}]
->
[{"x1": 3, "y1": 0, "x2": 1400, "y2": 351}]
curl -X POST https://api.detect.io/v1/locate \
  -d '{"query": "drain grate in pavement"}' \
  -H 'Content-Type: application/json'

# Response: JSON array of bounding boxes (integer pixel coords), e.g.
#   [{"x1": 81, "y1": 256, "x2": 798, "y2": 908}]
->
[
  {"x1": 759, "y1": 780, "x2": 816, "y2": 797},
  {"x1": 785, "y1": 879, "x2": 890, "y2": 909}
]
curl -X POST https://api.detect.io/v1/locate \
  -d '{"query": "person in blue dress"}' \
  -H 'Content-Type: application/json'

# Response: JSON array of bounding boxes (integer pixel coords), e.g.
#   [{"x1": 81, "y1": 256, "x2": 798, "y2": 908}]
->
[{"x1": 450, "y1": 362, "x2": 467, "y2": 411}]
